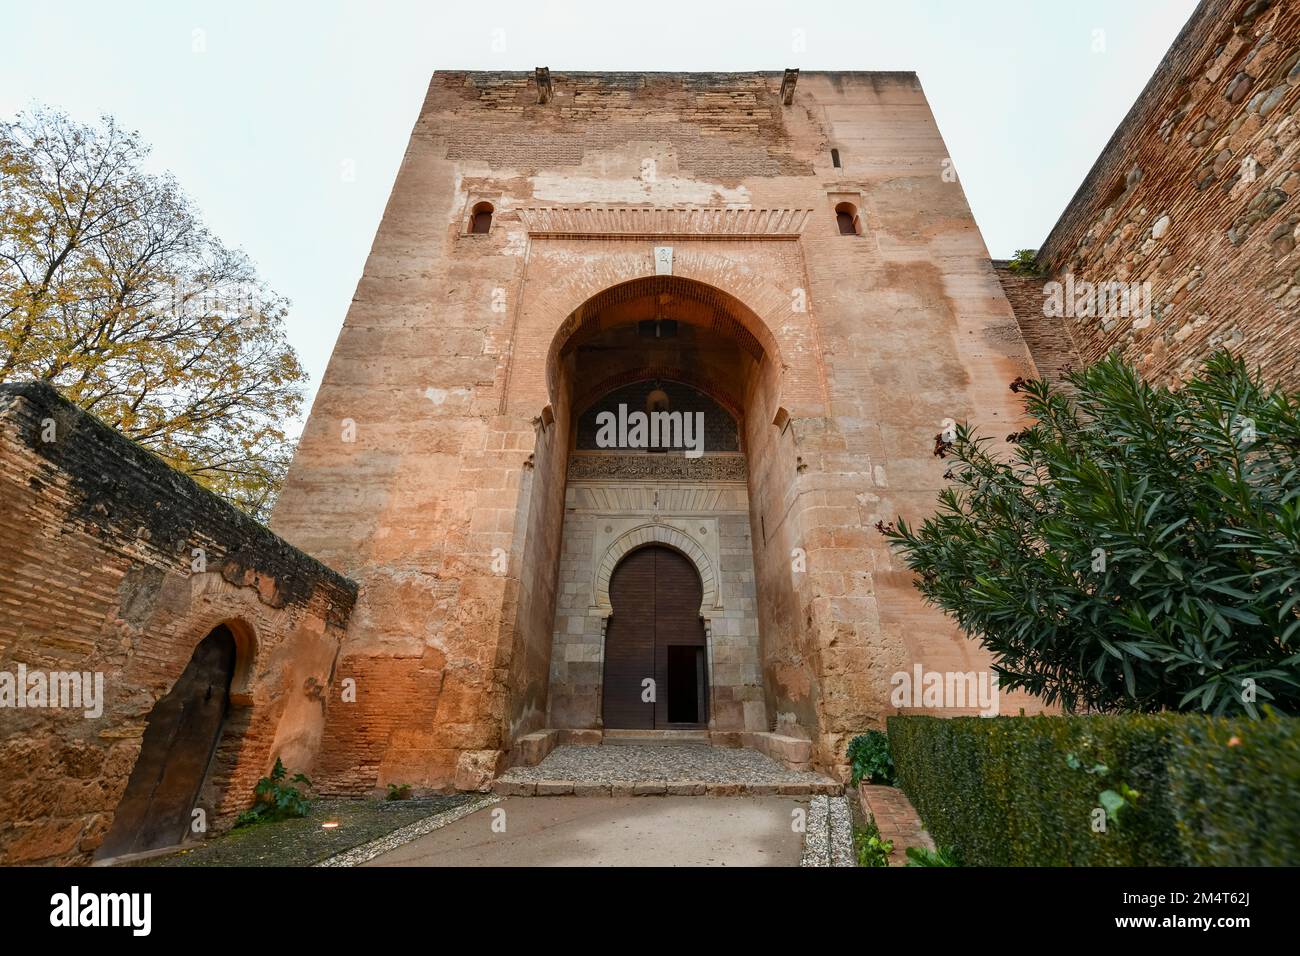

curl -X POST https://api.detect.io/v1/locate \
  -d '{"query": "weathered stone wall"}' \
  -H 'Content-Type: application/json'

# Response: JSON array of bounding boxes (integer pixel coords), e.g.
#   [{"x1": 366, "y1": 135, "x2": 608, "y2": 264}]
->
[
  {"x1": 273, "y1": 69, "x2": 1046, "y2": 786},
  {"x1": 0, "y1": 383, "x2": 356, "y2": 864},
  {"x1": 1035, "y1": 0, "x2": 1300, "y2": 388}
]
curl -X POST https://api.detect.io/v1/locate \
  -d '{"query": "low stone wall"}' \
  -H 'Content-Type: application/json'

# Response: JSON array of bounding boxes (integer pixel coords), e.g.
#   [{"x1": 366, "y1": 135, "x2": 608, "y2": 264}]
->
[{"x1": 0, "y1": 383, "x2": 357, "y2": 864}]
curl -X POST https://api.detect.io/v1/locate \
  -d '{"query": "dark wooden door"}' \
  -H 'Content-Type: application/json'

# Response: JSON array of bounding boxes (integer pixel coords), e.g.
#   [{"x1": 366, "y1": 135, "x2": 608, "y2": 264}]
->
[
  {"x1": 97, "y1": 625, "x2": 236, "y2": 859},
  {"x1": 602, "y1": 546, "x2": 707, "y2": 729},
  {"x1": 602, "y1": 547, "x2": 657, "y2": 729}
]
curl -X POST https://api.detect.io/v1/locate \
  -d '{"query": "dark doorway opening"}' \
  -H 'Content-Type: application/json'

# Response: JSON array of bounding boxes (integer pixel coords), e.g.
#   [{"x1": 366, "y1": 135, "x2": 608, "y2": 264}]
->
[
  {"x1": 602, "y1": 545, "x2": 709, "y2": 729},
  {"x1": 96, "y1": 624, "x2": 238, "y2": 860},
  {"x1": 666, "y1": 645, "x2": 705, "y2": 724}
]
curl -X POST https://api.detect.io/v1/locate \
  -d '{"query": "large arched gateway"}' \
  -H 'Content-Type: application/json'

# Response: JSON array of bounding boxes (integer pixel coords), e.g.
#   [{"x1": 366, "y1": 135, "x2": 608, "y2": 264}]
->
[{"x1": 269, "y1": 72, "x2": 1042, "y2": 792}]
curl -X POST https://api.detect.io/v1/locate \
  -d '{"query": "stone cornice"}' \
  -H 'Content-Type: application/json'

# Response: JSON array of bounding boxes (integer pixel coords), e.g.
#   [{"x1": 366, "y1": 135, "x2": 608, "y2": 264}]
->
[{"x1": 517, "y1": 206, "x2": 810, "y2": 239}]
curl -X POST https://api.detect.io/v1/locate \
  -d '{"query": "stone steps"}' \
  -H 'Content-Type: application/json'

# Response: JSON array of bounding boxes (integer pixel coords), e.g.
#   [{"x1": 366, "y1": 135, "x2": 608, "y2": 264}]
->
[
  {"x1": 600, "y1": 729, "x2": 712, "y2": 746},
  {"x1": 492, "y1": 777, "x2": 842, "y2": 798},
  {"x1": 492, "y1": 741, "x2": 842, "y2": 798},
  {"x1": 508, "y1": 728, "x2": 817, "y2": 773}
]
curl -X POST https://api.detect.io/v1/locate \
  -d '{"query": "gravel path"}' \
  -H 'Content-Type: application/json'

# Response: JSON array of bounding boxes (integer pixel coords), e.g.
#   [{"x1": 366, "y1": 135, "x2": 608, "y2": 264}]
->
[
  {"x1": 496, "y1": 743, "x2": 837, "y2": 789},
  {"x1": 798, "y1": 795, "x2": 857, "y2": 867}
]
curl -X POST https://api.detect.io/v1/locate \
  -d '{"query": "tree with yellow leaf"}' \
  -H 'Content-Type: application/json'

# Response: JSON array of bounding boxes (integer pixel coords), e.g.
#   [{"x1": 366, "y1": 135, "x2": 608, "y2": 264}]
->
[{"x1": 1, "y1": 107, "x2": 307, "y2": 520}]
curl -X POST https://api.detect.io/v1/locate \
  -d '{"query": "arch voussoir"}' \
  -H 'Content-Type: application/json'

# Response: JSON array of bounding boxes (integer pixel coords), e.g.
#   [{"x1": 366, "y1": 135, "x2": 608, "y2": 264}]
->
[{"x1": 594, "y1": 524, "x2": 719, "y2": 615}]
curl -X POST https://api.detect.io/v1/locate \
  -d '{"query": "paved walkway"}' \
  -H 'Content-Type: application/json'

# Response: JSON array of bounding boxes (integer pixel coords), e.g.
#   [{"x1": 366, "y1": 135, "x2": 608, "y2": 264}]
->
[
  {"x1": 362, "y1": 796, "x2": 808, "y2": 867},
  {"x1": 493, "y1": 744, "x2": 839, "y2": 796}
]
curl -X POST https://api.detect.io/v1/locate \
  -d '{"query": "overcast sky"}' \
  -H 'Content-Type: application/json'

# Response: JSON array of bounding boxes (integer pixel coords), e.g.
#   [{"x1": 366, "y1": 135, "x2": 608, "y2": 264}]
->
[{"x1": 3, "y1": 0, "x2": 1199, "y2": 418}]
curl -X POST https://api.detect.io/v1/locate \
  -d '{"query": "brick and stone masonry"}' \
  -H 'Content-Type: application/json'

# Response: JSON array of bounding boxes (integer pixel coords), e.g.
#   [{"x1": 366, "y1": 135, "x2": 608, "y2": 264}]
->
[
  {"x1": 1001, "y1": 0, "x2": 1300, "y2": 390},
  {"x1": 5, "y1": 0, "x2": 1288, "y2": 866},
  {"x1": 0, "y1": 383, "x2": 357, "y2": 864}
]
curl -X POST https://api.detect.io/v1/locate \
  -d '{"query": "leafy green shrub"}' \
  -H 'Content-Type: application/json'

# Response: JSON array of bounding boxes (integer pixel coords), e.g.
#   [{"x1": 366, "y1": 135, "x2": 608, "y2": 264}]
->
[
  {"x1": 854, "y1": 820, "x2": 894, "y2": 867},
  {"x1": 847, "y1": 730, "x2": 896, "y2": 785},
  {"x1": 1006, "y1": 248, "x2": 1040, "y2": 275},
  {"x1": 386, "y1": 783, "x2": 413, "y2": 801},
  {"x1": 235, "y1": 757, "x2": 312, "y2": 827},
  {"x1": 906, "y1": 845, "x2": 960, "y2": 866},
  {"x1": 888, "y1": 713, "x2": 1300, "y2": 866},
  {"x1": 881, "y1": 352, "x2": 1300, "y2": 716}
]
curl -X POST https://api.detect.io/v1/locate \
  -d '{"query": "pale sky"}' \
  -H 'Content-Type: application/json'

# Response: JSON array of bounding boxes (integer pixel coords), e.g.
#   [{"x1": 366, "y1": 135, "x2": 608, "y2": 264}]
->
[{"x1": 3, "y1": 0, "x2": 1200, "y2": 420}]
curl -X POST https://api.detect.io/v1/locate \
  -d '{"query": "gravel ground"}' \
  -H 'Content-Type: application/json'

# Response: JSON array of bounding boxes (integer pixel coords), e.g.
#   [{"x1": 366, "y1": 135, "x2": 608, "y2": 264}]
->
[
  {"x1": 497, "y1": 744, "x2": 836, "y2": 787},
  {"x1": 800, "y1": 795, "x2": 832, "y2": 866},
  {"x1": 828, "y1": 795, "x2": 855, "y2": 866},
  {"x1": 127, "y1": 796, "x2": 476, "y2": 867},
  {"x1": 798, "y1": 794, "x2": 856, "y2": 867}
]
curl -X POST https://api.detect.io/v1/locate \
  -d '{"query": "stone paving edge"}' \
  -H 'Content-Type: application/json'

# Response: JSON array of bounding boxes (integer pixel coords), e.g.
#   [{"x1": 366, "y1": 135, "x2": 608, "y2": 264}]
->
[{"x1": 314, "y1": 794, "x2": 500, "y2": 867}]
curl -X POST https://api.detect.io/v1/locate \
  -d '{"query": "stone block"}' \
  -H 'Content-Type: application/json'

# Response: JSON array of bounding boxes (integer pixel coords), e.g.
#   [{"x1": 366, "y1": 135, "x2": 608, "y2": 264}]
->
[
  {"x1": 534, "y1": 779, "x2": 575, "y2": 796},
  {"x1": 665, "y1": 781, "x2": 707, "y2": 796},
  {"x1": 454, "y1": 749, "x2": 504, "y2": 792},
  {"x1": 492, "y1": 779, "x2": 536, "y2": 797},
  {"x1": 512, "y1": 729, "x2": 558, "y2": 767}
]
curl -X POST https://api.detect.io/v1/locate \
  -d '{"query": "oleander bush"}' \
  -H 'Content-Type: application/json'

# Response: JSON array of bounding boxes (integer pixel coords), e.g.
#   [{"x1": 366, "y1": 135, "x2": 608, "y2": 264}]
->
[
  {"x1": 888, "y1": 713, "x2": 1300, "y2": 866},
  {"x1": 880, "y1": 352, "x2": 1300, "y2": 717}
]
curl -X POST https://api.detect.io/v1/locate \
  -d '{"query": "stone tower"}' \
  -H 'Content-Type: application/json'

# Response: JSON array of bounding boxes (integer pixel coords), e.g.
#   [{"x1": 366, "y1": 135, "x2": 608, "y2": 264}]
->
[{"x1": 270, "y1": 70, "x2": 1043, "y2": 791}]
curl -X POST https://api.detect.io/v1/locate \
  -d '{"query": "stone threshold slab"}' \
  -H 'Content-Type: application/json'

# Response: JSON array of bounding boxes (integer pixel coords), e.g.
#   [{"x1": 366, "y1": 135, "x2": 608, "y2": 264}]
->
[{"x1": 493, "y1": 779, "x2": 842, "y2": 797}]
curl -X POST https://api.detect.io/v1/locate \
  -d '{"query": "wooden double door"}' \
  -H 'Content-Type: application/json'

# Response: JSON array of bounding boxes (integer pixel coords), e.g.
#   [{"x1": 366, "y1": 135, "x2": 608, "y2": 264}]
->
[{"x1": 602, "y1": 545, "x2": 709, "y2": 729}]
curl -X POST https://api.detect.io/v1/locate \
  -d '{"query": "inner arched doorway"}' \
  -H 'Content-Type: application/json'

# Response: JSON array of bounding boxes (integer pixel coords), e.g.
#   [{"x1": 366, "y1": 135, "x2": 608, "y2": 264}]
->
[
  {"x1": 97, "y1": 624, "x2": 238, "y2": 860},
  {"x1": 602, "y1": 545, "x2": 709, "y2": 729}
]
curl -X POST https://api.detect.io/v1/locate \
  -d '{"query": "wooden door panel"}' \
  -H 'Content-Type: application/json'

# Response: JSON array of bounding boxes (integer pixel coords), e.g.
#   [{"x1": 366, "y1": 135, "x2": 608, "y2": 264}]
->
[
  {"x1": 652, "y1": 547, "x2": 706, "y2": 726},
  {"x1": 97, "y1": 625, "x2": 236, "y2": 859},
  {"x1": 601, "y1": 547, "x2": 656, "y2": 729}
]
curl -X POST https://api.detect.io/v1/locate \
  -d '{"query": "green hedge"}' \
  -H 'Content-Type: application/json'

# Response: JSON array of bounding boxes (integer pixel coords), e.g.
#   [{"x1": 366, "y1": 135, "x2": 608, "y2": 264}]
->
[{"x1": 887, "y1": 713, "x2": 1300, "y2": 866}]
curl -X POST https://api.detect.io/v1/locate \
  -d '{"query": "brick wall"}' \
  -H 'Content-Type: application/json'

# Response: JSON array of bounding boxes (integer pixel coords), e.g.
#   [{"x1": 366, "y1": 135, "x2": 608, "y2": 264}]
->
[
  {"x1": 0, "y1": 383, "x2": 356, "y2": 863},
  {"x1": 993, "y1": 263, "x2": 1081, "y2": 383},
  {"x1": 1035, "y1": 0, "x2": 1300, "y2": 388}
]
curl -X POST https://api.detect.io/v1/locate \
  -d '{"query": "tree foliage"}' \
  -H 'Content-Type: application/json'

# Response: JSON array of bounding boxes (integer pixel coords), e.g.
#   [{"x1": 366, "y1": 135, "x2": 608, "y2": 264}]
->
[
  {"x1": 0, "y1": 107, "x2": 306, "y2": 519},
  {"x1": 882, "y1": 352, "x2": 1300, "y2": 716}
]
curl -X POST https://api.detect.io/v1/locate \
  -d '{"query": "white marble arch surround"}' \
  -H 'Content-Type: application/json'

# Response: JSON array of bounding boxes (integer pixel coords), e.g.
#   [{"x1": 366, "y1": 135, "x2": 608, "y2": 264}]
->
[{"x1": 594, "y1": 519, "x2": 721, "y2": 618}]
